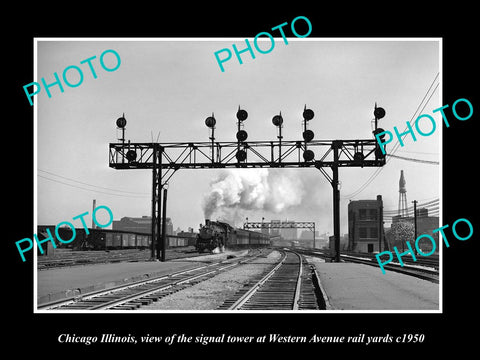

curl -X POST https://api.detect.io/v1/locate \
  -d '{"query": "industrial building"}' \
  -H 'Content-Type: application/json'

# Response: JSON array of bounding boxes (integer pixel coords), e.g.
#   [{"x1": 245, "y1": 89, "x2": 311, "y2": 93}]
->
[
  {"x1": 112, "y1": 216, "x2": 173, "y2": 236},
  {"x1": 347, "y1": 195, "x2": 384, "y2": 253}
]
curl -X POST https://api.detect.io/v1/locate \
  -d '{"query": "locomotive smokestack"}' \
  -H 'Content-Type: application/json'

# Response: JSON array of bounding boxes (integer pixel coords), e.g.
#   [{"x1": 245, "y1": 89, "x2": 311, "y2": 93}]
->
[{"x1": 205, "y1": 219, "x2": 210, "y2": 226}]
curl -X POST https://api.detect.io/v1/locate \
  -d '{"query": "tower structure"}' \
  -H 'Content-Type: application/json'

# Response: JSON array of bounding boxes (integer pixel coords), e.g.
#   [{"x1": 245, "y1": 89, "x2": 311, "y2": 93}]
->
[
  {"x1": 398, "y1": 170, "x2": 408, "y2": 217},
  {"x1": 109, "y1": 104, "x2": 386, "y2": 261}
]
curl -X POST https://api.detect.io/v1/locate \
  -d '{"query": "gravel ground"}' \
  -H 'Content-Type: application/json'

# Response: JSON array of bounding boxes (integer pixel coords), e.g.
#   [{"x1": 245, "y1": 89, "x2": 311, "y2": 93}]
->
[{"x1": 141, "y1": 249, "x2": 282, "y2": 310}]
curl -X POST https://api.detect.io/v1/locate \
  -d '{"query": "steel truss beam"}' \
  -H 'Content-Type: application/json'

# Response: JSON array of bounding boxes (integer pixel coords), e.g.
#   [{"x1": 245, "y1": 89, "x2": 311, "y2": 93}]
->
[
  {"x1": 109, "y1": 139, "x2": 384, "y2": 173},
  {"x1": 109, "y1": 138, "x2": 385, "y2": 262},
  {"x1": 244, "y1": 220, "x2": 316, "y2": 248},
  {"x1": 243, "y1": 221, "x2": 315, "y2": 231}
]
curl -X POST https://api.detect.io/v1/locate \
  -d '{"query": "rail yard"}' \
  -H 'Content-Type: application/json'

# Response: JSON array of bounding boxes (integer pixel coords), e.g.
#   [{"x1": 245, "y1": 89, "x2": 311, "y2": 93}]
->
[{"x1": 37, "y1": 243, "x2": 439, "y2": 311}]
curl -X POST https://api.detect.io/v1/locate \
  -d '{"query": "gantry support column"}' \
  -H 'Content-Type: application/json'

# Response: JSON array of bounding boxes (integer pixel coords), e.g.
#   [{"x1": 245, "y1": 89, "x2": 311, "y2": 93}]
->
[{"x1": 332, "y1": 140, "x2": 341, "y2": 262}]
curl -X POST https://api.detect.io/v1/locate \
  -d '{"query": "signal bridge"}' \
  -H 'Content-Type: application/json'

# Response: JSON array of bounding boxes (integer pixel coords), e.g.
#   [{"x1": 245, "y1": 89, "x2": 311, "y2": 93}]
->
[
  {"x1": 109, "y1": 105, "x2": 387, "y2": 262},
  {"x1": 243, "y1": 220, "x2": 316, "y2": 247}
]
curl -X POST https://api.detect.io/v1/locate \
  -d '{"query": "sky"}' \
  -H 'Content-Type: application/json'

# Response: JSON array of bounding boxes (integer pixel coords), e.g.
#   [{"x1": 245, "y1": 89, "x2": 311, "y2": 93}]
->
[{"x1": 36, "y1": 38, "x2": 441, "y2": 236}]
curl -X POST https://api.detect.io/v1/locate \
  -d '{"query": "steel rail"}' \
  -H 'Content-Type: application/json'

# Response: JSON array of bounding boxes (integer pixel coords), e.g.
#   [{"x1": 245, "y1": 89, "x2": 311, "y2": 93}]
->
[
  {"x1": 228, "y1": 250, "x2": 303, "y2": 310},
  {"x1": 89, "y1": 265, "x2": 235, "y2": 310},
  {"x1": 292, "y1": 251, "x2": 302, "y2": 310},
  {"x1": 228, "y1": 251, "x2": 288, "y2": 310},
  {"x1": 39, "y1": 251, "x2": 265, "y2": 310},
  {"x1": 294, "y1": 248, "x2": 439, "y2": 283}
]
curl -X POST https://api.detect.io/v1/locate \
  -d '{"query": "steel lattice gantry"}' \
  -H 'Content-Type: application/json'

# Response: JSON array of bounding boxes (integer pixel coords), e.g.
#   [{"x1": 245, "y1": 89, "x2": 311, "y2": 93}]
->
[
  {"x1": 243, "y1": 221, "x2": 315, "y2": 230},
  {"x1": 109, "y1": 138, "x2": 386, "y2": 261},
  {"x1": 243, "y1": 220, "x2": 316, "y2": 247}
]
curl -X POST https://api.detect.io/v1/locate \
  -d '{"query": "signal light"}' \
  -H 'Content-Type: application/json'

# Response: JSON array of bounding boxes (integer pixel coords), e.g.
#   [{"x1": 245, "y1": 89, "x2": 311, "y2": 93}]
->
[
  {"x1": 116, "y1": 114, "x2": 127, "y2": 128},
  {"x1": 237, "y1": 108, "x2": 248, "y2": 121},
  {"x1": 373, "y1": 128, "x2": 386, "y2": 159},
  {"x1": 126, "y1": 150, "x2": 137, "y2": 162},
  {"x1": 353, "y1": 152, "x2": 364, "y2": 163},
  {"x1": 272, "y1": 114, "x2": 283, "y2": 126},
  {"x1": 303, "y1": 149, "x2": 314, "y2": 161},
  {"x1": 303, "y1": 107, "x2": 314, "y2": 121},
  {"x1": 236, "y1": 130, "x2": 248, "y2": 142},
  {"x1": 373, "y1": 103, "x2": 386, "y2": 132},
  {"x1": 205, "y1": 115, "x2": 216, "y2": 128},
  {"x1": 303, "y1": 129, "x2": 314, "y2": 142},
  {"x1": 236, "y1": 107, "x2": 248, "y2": 142},
  {"x1": 374, "y1": 106, "x2": 386, "y2": 120},
  {"x1": 236, "y1": 149, "x2": 247, "y2": 161},
  {"x1": 302, "y1": 106, "x2": 314, "y2": 142}
]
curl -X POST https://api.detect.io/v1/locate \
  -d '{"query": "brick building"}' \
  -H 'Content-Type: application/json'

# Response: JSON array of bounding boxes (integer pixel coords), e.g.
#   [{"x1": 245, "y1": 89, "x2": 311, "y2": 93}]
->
[{"x1": 348, "y1": 195, "x2": 384, "y2": 253}]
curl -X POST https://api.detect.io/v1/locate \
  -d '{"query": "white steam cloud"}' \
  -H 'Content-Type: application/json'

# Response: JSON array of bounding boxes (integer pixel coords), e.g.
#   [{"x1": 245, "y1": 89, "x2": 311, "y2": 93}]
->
[{"x1": 202, "y1": 169, "x2": 306, "y2": 225}]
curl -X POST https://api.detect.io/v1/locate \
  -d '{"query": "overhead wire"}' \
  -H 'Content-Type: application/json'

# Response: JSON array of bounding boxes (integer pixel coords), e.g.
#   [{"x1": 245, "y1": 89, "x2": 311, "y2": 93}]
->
[
  {"x1": 342, "y1": 72, "x2": 440, "y2": 199},
  {"x1": 383, "y1": 198, "x2": 439, "y2": 215},
  {"x1": 37, "y1": 169, "x2": 150, "y2": 198},
  {"x1": 385, "y1": 153, "x2": 439, "y2": 165},
  {"x1": 382, "y1": 198, "x2": 440, "y2": 222}
]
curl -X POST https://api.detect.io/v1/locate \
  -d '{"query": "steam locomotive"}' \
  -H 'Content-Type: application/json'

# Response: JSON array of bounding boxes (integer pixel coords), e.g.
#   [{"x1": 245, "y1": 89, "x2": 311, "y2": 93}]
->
[{"x1": 195, "y1": 219, "x2": 271, "y2": 253}]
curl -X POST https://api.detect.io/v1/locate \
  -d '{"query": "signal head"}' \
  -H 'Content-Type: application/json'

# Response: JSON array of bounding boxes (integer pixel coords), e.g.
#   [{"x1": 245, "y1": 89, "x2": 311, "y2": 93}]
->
[
  {"x1": 116, "y1": 114, "x2": 127, "y2": 128},
  {"x1": 205, "y1": 115, "x2": 216, "y2": 128},
  {"x1": 236, "y1": 130, "x2": 248, "y2": 142},
  {"x1": 373, "y1": 128, "x2": 385, "y2": 137},
  {"x1": 303, "y1": 149, "x2": 314, "y2": 162},
  {"x1": 303, "y1": 108, "x2": 314, "y2": 121},
  {"x1": 303, "y1": 129, "x2": 314, "y2": 142},
  {"x1": 126, "y1": 150, "x2": 137, "y2": 162},
  {"x1": 236, "y1": 108, "x2": 248, "y2": 121},
  {"x1": 353, "y1": 152, "x2": 364, "y2": 163},
  {"x1": 272, "y1": 114, "x2": 283, "y2": 126},
  {"x1": 373, "y1": 128, "x2": 387, "y2": 159},
  {"x1": 236, "y1": 149, "x2": 247, "y2": 162},
  {"x1": 374, "y1": 106, "x2": 386, "y2": 120}
]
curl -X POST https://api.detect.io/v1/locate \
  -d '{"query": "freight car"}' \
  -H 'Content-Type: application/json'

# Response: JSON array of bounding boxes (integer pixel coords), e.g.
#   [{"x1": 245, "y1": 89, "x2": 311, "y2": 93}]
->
[
  {"x1": 195, "y1": 219, "x2": 271, "y2": 253},
  {"x1": 36, "y1": 226, "x2": 196, "y2": 252}
]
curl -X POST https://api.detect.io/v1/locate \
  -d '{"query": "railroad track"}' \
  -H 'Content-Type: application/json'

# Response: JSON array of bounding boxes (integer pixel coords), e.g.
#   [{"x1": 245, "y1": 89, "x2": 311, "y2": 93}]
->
[
  {"x1": 37, "y1": 248, "x2": 203, "y2": 270},
  {"x1": 218, "y1": 250, "x2": 320, "y2": 310},
  {"x1": 38, "y1": 250, "x2": 269, "y2": 311},
  {"x1": 294, "y1": 248, "x2": 439, "y2": 283},
  {"x1": 342, "y1": 256, "x2": 439, "y2": 283}
]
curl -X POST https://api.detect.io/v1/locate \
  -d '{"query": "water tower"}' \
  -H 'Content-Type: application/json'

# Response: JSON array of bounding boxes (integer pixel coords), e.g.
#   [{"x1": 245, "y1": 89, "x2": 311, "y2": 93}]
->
[{"x1": 398, "y1": 170, "x2": 408, "y2": 217}]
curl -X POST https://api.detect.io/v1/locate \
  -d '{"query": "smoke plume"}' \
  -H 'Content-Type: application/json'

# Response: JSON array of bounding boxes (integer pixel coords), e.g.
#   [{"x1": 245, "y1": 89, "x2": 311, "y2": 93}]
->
[{"x1": 202, "y1": 169, "x2": 306, "y2": 225}]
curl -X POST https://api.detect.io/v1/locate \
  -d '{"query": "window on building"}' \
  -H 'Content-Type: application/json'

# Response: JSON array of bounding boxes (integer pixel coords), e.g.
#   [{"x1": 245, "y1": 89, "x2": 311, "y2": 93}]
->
[
  {"x1": 369, "y1": 209, "x2": 378, "y2": 220},
  {"x1": 369, "y1": 227, "x2": 378, "y2": 239},
  {"x1": 359, "y1": 227, "x2": 368, "y2": 238},
  {"x1": 359, "y1": 209, "x2": 367, "y2": 220}
]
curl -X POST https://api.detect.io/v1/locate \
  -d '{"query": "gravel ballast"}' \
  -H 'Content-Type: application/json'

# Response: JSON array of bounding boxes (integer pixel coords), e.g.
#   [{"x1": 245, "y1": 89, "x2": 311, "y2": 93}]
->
[{"x1": 141, "y1": 249, "x2": 282, "y2": 311}]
